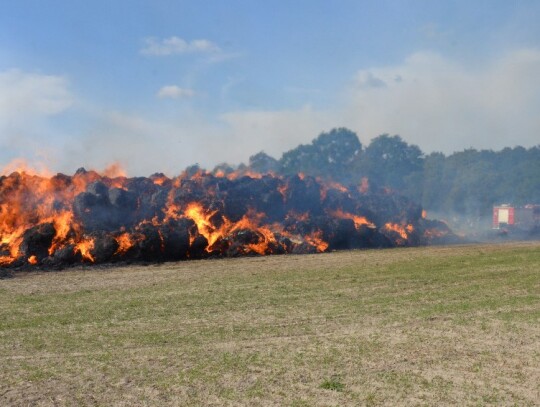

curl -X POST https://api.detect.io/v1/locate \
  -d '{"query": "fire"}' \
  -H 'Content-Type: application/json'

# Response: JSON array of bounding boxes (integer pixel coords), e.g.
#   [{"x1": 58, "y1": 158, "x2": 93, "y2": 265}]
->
[
  {"x1": 305, "y1": 230, "x2": 329, "y2": 252},
  {"x1": 243, "y1": 225, "x2": 277, "y2": 255},
  {"x1": 383, "y1": 223, "x2": 414, "y2": 240},
  {"x1": 1, "y1": 228, "x2": 24, "y2": 259},
  {"x1": 320, "y1": 179, "x2": 349, "y2": 200},
  {"x1": 0, "y1": 256, "x2": 12, "y2": 266},
  {"x1": 183, "y1": 202, "x2": 222, "y2": 247},
  {"x1": 0, "y1": 164, "x2": 438, "y2": 269},
  {"x1": 181, "y1": 203, "x2": 282, "y2": 255},
  {"x1": 226, "y1": 170, "x2": 264, "y2": 180},
  {"x1": 76, "y1": 238, "x2": 95, "y2": 262},
  {"x1": 49, "y1": 211, "x2": 74, "y2": 255},
  {"x1": 330, "y1": 209, "x2": 375, "y2": 229},
  {"x1": 102, "y1": 162, "x2": 127, "y2": 178},
  {"x1": 1, "y1": 158, "x2": 53, "y2": 177},
  {"x1": 151, "y1": 175, "x2": 169, "y2": 186},
  {"x1": 214, "y1": 169, "x2": 226, "y2": 178},
  {"x1": 115, "y1": 232, "x2": 136, "y2": 255}
]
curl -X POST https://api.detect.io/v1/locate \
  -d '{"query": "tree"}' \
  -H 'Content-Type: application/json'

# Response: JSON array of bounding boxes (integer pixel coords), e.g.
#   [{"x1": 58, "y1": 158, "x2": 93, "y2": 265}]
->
[
  {"x1": 280, "y1": 144, "x2": 318, "y2": 175},
  {"x1": 311, "y1": 128, "x2": 362, "y2": 168},
  {"x1": 421, "y1": 152, "x2": 446, "y2": 210},
  {"x1": 248, "y1": 152, "x2": 279, "y2": 173},
  {"x1": 361, "y1": 134, "x2": 423, "y2": 191},
  {"x1": 279, "y1": 128, "x2": 362, "y2": 182}
]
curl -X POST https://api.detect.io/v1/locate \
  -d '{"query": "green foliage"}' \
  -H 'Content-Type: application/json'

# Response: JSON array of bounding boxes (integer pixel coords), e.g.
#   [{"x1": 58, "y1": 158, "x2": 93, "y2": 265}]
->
[
  {"x1": 361, "y1": 134, "x2": 423, "y2": 191},
  {"x1": 320, "y1": 376, "x2": 345, "y2": 391},
  {"x1": 419, "y1": 146, "x2": 540, "y2": 217},
  {"x1": 279, "y1": 128, "x2": 362, "y2": 181}
]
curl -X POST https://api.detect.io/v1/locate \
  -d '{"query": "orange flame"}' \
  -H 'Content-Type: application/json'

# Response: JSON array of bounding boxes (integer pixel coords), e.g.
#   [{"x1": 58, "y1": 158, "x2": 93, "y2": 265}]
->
[
  {"x1": 330, "y1": 209, "x2": 375, "y2": 229},
  {"x1": 76, "y1": 238, "x2": 95, "y2": 262},
  {"x1": 383, "y1": 223, "x2": 414, "y2": 240},
  {"x1": 114, "y1": 232, "x2": 139, "y2": 255},
  {"x1": 305, "y1": 230, "x2": 329, "y2": 252},
  {"x1": 49, "y1": 211, "x2": 74, "y2": 255},
  {"x1": 183, "y1": 202, "x2": 222, "y2": 248}
]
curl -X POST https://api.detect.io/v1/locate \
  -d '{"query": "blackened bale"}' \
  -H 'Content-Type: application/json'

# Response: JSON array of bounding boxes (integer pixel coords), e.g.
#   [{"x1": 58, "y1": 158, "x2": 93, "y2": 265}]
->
[{"x1": 19, "y1": 223, "x2": 56, "y2": 262}]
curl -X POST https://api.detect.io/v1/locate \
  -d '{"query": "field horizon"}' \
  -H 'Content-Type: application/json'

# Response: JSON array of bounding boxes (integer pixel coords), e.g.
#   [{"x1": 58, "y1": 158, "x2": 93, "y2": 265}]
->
[{"x1": 1, "y1": 241, "x2": 539, "y2": 406}]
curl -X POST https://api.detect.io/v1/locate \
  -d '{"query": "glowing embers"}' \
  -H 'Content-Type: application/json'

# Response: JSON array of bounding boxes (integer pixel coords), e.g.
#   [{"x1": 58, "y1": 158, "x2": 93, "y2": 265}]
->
[{"x1": 27, "y1": 255, "x2": 38, "y2": 265}]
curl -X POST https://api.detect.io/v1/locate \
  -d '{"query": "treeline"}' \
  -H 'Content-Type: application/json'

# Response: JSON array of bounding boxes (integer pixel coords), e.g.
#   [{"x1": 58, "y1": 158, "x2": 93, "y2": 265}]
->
[{"x1": 218, "y1": 128, "x2": 540, "y2": 219}]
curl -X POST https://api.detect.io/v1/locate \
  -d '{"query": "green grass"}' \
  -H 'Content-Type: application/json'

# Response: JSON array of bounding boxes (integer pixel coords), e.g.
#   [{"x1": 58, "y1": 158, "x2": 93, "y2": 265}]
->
[
  {"x1": 320, "y1": 376, "x2": 345, "y2": 392},
  {"x1": 0, "y1": 242, "x2": 539, "y2": 406}
]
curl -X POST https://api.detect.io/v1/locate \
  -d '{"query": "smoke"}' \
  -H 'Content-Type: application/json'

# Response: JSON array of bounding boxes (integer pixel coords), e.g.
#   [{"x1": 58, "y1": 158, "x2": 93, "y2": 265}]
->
[
  {"x1": 62, "y1": 110, "x2": 226, "y2": 177},
  {"x1": 220, "y1": 105, "x2": 334, "y2": 159},
  {"x1": 341, "y1": 49, "x2": 540, "y2": 153},
  {"x1": 59, "y1": 106, "x2": 334, "y2": 177},
  {"x1": 0, "y1": 70, "x2": 74, "y2": 171},
  {"x1": 2, "y1": 48, "x2": 540, "y2": 176},
  {"x1": 0, "y1": 69, "x2": 73, "y2": 119}
]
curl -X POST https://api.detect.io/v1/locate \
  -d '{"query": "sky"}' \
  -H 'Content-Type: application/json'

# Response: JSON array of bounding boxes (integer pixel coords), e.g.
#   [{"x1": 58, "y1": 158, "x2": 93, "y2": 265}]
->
[{"x1": 1, "y1": 0, "x2": 539, "y2": 176}]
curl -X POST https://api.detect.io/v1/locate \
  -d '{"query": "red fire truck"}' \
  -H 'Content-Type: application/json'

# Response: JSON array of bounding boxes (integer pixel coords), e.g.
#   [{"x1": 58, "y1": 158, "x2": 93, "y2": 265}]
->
[{"x1": 493, "y1": 204, "x2": 540, "y2": 231}]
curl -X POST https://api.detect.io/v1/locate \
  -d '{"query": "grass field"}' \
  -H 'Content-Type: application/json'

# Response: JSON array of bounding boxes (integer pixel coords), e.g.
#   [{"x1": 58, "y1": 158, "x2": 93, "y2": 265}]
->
[{"x1": 1, "y1": 242, "x2": 539, "y2": 406}]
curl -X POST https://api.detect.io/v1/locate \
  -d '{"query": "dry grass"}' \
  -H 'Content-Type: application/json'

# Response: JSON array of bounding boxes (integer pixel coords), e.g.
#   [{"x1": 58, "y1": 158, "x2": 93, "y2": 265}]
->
[{"x1": 1, "y1": 241, "x2": 539, "y2": 406}]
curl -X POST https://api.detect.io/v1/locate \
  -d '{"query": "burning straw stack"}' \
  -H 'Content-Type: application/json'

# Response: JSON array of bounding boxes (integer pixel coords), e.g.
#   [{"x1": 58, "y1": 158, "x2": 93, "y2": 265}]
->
[{"x1": 0, "y1": 168, "x2": 457, "y2": 269}]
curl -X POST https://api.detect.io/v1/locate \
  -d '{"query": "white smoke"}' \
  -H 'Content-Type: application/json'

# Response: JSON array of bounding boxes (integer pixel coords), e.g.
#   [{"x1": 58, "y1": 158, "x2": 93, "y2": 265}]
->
[{"x1": 2, "y1": 48, "x2": 540, "y2": 176}]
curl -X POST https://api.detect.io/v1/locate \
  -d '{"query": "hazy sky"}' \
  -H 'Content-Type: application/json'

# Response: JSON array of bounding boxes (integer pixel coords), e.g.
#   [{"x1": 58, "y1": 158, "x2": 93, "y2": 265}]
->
[{"x1": 1, "y1": 0, "x2": 539, "y2": 176}]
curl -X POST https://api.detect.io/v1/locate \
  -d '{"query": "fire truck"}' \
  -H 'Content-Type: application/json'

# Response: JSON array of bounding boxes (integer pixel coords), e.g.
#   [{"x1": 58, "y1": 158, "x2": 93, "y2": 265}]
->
[{"x1": 492, "y1": 204, "x2": 540, "y2": 232}]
